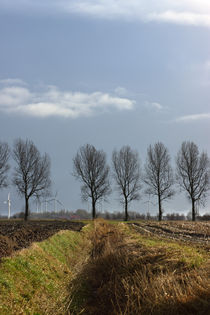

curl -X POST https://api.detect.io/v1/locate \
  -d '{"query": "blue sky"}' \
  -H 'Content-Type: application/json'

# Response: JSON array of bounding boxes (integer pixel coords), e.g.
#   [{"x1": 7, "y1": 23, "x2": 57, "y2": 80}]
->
[{"x1": 0, "y1": 0, "x2": 210, "y2": 216}]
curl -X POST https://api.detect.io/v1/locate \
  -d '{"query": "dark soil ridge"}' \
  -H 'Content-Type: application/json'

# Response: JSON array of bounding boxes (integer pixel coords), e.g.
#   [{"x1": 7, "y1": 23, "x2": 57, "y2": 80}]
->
[
  {"x1": 132, "y1": 222, "x2": 209, "y2": 238},
  {"x1": 0, "y1": 220, "x2": 85, "y2": 260},
  {"x1": 130, "y1": 222, "x2": 210, "y2": 249}
]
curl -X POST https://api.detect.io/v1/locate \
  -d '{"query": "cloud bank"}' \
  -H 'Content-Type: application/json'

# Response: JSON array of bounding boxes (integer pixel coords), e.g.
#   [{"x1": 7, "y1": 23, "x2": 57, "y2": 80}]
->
[
  {"x1": 1, "y1": 0, "x2": 210, "y2": 27},
  {"x1": 0, "y1": 80, "x2": 135, "y2": 118},
  {"x1": 176, "y1": 113, "x2": 210, "y2": 122}
]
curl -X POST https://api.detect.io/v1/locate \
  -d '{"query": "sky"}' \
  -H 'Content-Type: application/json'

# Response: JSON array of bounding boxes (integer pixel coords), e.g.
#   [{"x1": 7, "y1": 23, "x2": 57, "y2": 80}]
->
[{"x1": 0, "y1": 0, "x2": 210, "y2": 216}]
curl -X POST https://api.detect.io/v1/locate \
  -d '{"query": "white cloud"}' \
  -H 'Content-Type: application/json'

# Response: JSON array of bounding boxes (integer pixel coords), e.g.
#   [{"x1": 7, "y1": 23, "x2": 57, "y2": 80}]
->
[
  {"x1": 2, "y1": 0, "x2": 210, "y2": 27},
  {"x1": 176, "y1": 113, "x2": 210, "y2": 122},
  {"x1": 0, "y1": 1, "x2": 210, "y2": 27},
  {"x1": 151, "y1": 102, "x2": 164, "y2": 110},
  {"x1": 144, "y1": 101, "x2": 164, "y2": 111},
  {"x1": 148, "y1": 10, "x2": 210, "y2": 27},
  {"x1": 0, "y1": 81, "x2": 135, "y2": 118},
  {"x1": 0, "y1": 87, "x2": 31, "y2": 107}
]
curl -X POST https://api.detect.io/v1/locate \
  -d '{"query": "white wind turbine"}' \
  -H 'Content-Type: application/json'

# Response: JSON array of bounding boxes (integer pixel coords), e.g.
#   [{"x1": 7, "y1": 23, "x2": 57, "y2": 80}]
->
[
  {"x1": 4, "y1": 193, "x2": 11, "y2": 219},
  {"x1": 45, "y1": 192, "x2": 66, "y2": 212}
]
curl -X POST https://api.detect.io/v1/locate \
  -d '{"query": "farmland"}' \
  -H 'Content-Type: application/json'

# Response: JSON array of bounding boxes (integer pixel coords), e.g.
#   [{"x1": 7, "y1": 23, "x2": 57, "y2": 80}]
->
[
  {"x1": 0, "y1": 220, "x2": 85, "y2": 260},
  {"x1": 0, "y1": 219, "x2": 209, "y2": 314},
  {"x1": 129, "y1": 220, "x2": 210, "y2": 249}
]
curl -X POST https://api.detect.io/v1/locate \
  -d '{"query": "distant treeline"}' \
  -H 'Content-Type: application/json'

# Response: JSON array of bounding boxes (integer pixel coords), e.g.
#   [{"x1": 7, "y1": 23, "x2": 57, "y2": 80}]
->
[{"x1": 3, "y1": 209, "x2": 209, "y2": 221}]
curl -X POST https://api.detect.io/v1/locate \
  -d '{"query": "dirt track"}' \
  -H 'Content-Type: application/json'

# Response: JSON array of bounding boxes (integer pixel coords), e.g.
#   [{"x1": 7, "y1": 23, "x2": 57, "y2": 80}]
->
[
  {"x1": 0, "y1": 220, "x2": 85, "y2": 260},
  {"x1": 130, "y1": 221, "x2": 210, "y2": 250}
]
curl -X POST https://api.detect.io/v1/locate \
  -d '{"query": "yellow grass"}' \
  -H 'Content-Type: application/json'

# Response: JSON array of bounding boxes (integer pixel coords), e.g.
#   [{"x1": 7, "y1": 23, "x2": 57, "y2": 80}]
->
[{"x1": 68, "y1": 219, "x2": 210, "y2": 315}]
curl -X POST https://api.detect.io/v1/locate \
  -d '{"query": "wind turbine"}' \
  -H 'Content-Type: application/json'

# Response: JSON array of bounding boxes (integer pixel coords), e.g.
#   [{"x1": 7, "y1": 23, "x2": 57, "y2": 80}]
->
[
  {"x1": 45, "y1": 191, "x2": 66, "y2": 212},
  {"x1": 56, "y1": 199, "x2": 66, "y2": 212},
  {"x1": 36, "y1": 197, "x2": 41, "y2": 213},
  {"x1": 40, "y1": 200, "x2": 48, "y2": 213},
  {"x1": 53, "y1": 191, "x2": 58, "y2": 212},
  {"x1": 143, "y1": 194, "x2": 155, "y2": 216},
  {"x1": 4, "y1": 193, "x2": 11, "y2": 219}
]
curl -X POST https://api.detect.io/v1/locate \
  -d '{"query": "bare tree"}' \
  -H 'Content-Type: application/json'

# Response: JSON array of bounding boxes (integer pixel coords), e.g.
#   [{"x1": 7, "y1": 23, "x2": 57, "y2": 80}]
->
[
  {"x1": 13, "y1": 139, "x2": 51, "y2": 221},
  {"x1": 0, "y1": 141, "x2": 10, "y2": 189},
  {"x1": 112, "y1": 146, "x2": 141, "y2": 221},
  {"x1": 144, "y1": 142, "x2": 174, "y2": 221},
  {"x1": 176, "y1": 141, "x2": 210, "y2": 221},
  {"x1": 73, "y1": 144, "x2": 110, "y2": 219}
]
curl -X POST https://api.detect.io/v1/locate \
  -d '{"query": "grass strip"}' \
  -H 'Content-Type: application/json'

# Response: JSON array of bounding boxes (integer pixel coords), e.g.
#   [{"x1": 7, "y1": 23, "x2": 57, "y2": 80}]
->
[{"x1": 0, "y1": 226, "x2": 91, "y2": 315}]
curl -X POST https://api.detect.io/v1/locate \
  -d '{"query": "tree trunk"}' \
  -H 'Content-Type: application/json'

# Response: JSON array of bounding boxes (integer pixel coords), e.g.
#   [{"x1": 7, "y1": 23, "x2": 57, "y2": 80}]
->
[
  {"x1": 192, "y1": 198, "x2": 196, "y2": 221},
  {"x1": 124, "y1": 197, "x2": 128, "y2": 221},
  {"x1": 25, "y1": 196, "x2": 29, "y2": 221},
  {"x1": 158, "y1": 195, "x2": 162, "y2": 221},
  {"x1": 92, "y1": 198, "x2": 96, "y2": 219}
]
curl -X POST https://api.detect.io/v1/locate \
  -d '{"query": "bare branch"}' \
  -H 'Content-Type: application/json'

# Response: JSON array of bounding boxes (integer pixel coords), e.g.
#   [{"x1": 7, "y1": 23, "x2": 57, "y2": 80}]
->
[
  {"x1": 0, "y1": 141, "x2": 10, "y2": 189},
  {"x1": 144, "y1": 142, "x2": 174, "y2": 221},
  {"x1": 176, "y1": 141, "x2": 210, "y2": 221},
  {"x1": 112, "y1": 146, "x2": 141, "y2": 221},
  {"x1": 73, "y1": 144, "x2": 111, "y2": 219},
  {"x1": 13, "y1": 139, "x2": 51, "y2": 220}
]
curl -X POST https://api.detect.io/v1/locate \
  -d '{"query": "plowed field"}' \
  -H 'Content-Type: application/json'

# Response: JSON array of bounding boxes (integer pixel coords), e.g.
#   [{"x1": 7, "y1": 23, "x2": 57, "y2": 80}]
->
[
  {"x1": 0, "y1": 220, "x2": 85, "y2": 260},
  {"x1": 130, "y1": 221, "x2": 210, "y2": 250}
]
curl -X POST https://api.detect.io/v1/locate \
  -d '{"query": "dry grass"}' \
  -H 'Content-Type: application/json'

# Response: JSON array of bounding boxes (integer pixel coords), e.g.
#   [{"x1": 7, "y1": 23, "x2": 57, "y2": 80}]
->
[{"x1": 68, "y1": 219, "x2": 210, "y2": 315}]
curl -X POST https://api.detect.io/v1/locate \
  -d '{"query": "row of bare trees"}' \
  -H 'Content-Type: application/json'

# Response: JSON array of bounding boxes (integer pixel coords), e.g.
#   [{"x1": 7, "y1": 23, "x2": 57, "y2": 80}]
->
[
  {"x1": 73, "y1": 142, "x2": 210, "y2": 221},
  {"x1": 0, "y1": 139, "x2": 209, "y2": 221},
  {"x1": 0, "y1": 139, "x2": 51, "y2": 220}
]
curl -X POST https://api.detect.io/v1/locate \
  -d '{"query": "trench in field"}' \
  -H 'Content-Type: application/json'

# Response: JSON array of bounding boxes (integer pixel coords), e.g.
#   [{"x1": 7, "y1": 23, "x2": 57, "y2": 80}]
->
[
  {"x1": 67, "y1": 221, "x2": 210, "y2": 315},
  {"x1": 0, "y1": 224, "x2": 91, "y2": 315},
  {"x1": 0, "y1": 220, "x2": 209, "y2": 315}
]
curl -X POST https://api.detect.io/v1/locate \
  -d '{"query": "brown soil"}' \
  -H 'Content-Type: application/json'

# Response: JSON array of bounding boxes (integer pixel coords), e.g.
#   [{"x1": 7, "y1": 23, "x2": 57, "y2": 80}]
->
[
  {"x1": 0, "y1": 220, "x2": 85, "y2": 260},
  {"x1": 129, "y1": 221, "x2": 210, "y2": 251}
]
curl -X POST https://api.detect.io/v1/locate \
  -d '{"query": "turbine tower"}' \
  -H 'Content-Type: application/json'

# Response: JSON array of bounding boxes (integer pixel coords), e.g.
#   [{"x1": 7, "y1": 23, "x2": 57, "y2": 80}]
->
[{"x1": 7, "y1": 193, "x2": 11, "y2": 219}]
